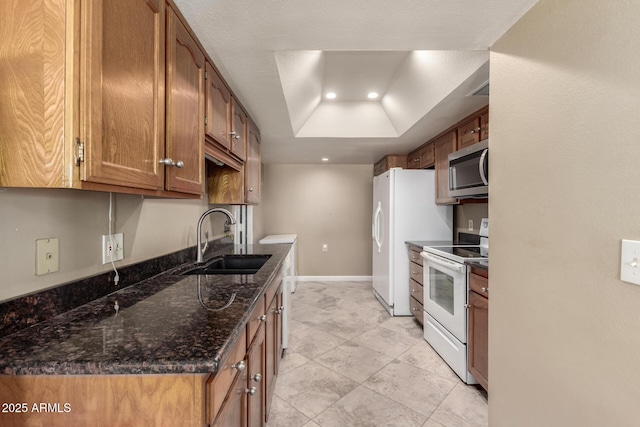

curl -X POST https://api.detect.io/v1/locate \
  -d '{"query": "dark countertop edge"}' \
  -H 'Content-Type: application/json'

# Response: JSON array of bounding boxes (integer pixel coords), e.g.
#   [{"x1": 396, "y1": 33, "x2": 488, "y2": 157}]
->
[
  {"x1": 466, "y1": 260, "x2": 489, "y2": 271},
  {"x1": 1, "y1": 243, "x2": 290, "y2": 377}
]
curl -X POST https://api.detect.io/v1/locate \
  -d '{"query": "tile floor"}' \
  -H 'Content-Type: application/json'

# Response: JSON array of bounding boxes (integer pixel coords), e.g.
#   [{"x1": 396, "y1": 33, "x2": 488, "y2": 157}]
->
[{"x1": 267, "y1": 280, "x2": 488, "y2": 427}]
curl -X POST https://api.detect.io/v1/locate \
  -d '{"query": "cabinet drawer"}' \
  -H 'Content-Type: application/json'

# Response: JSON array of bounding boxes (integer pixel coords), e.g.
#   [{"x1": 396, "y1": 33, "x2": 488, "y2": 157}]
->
[
  {"x1": 246, "y1": 295, "x2": 267, "y2": 346},
  {"x1": 409, "y1": 248, "x2": 423, "y2": 266},
  {"x1": 469, "y1": 272, "x2": 489, "y2": 298},
  {"x1": 265, "y1": 270, "x2": 283, "y2": 308},
  {"x1": 409, "y1": 279, "x2": 423, "y2": 304},
  {"x1": 410, "y1": 296, "x2": 423, "y2": 325},
  {"x1": 409, "y1": 262, "x2": 423, "y2": 284},
  {"x1": 206, "y1": 332, "x2": 247, "y2": 424}
]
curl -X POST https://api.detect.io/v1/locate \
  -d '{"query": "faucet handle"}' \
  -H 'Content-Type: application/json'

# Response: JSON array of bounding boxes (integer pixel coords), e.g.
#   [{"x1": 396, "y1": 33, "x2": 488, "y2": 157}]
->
[{"x1": 201, "y1": 231, "x2": 209, "y2": 256}]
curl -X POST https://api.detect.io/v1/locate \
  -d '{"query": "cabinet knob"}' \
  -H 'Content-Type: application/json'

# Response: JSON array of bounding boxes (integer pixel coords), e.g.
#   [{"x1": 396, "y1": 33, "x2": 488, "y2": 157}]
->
[
  {"x1": 481, "y1": 287, "x2": 489, "y2": 293},
  {"x1": 246, "y1": 387, "x2": 257, "y2": 396},
  {"x1": 258, "y1": 314, "x2": 267, "y2": 322},
  {"x1": 412, "y1": 289, "x2": 416, "y2": 292},
  {"x1": 229, "y1": 131, "x2": 241, "y2": 140},
  {"x1": 413, "y1": 158, "x2": 420, "y2": 162},
  {"x1": 248, "y1": 187, "x2": 254, "y2": 192},
  {"x1": 464, "y1": 304, "x2": 471, "y2": 309},
  {"x1": 251, "y1": 373, "x2": 262, "y2": 382},
  {"x1": 159, "y1": 158, "x2": 184, "y2": 168},
  {"x1": 231, "y1": 360, "x2": 246, "y2": 372}
]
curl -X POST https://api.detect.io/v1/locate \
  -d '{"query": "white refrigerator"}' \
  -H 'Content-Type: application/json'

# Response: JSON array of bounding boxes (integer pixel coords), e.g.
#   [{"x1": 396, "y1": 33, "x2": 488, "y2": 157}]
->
[{"x1": 372, "y1": 168, "x2": 452, "y2": 316}]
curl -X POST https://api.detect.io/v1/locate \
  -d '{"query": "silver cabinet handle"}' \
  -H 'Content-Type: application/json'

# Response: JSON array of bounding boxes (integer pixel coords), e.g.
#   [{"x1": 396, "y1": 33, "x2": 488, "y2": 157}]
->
[
  {"x1": 248, "y1": 188, "x2": 254, "y2": 192},
  {"x1": 481, "y1": 287, "x2": 489, "y2": 293},
  {"x1": 258, "y1": 314, "x2": 267, "y2": 322},
  {"x1": 251, "y1": 373, "x2": 262, "y2": 382},
  {"x1": 231, "y1": 360, "x2": 246, "y2": 371},
  {"x1": 246, "y1": 387, "x2": 257, "y2": 396},
  {"x1": 159, "y1": 158, "x2": 184, "y2": 168},
  {"x1": 229, "y1": 131, "x2": 240, "y2": 140}
]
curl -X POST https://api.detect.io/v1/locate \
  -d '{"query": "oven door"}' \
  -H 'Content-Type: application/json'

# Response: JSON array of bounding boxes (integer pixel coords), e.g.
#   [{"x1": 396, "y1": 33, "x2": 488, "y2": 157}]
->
[{"x1": 421, "y1": 251, "x2": 467, "y2": 343}]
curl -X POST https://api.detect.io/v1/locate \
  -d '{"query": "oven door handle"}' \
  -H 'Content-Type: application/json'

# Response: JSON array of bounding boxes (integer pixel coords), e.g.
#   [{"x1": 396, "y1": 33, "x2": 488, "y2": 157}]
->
[{"x1": 421, "y1": 252, "x2": 465, "y2": 274}]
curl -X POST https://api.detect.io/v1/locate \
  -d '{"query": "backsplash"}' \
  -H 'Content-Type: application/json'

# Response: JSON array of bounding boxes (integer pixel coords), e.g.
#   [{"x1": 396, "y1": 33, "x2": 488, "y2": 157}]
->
[{"x1": 0, "y1": 238, "x2": 231, "y2": 338}]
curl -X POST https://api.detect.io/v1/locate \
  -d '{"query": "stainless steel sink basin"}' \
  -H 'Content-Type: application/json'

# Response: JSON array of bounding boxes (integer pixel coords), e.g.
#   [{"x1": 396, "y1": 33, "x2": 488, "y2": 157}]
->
[{"x1": 181, "y1": 254, "x2": 271, "y2": 275}]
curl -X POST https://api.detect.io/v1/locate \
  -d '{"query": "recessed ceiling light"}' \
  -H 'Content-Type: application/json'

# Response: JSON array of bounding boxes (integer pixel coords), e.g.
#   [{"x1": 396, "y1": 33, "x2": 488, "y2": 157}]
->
[
  {"x1": 326, "y1": 92, "x2": 336, "y2": 99},
  {"x1": 321, "y1": 157, "x2": 329, "y2": 162},
  {"x1": 367, "y1": 92, "x2": 379, "y2": 99}
]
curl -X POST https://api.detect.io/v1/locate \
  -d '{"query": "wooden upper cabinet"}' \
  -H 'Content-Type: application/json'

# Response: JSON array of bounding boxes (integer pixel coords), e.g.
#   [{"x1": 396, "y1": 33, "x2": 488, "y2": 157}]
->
[
  {"x1": 434, "y1": 131, "x2": 458, "y2": 205},
  {"x1": 245, "y1": 119, "x2": 261, "y2": 204},
  {"x1": 81, "y1": 0, "x2": 166, "y2": 190},
  {"x1": 480, "y1": 110, "x2": 489, "y2": 141},
  {"x1": 165, "y1": 7, "x2": 205, "y2": 194},
  {"x1": 456, "y1": 116, "x2": 482, "y2": 150},
  {"x1": 457, "y1": 107, "x2": 489, "y2": 150},
  {"x1": 205, "y1": 63, "x2": 232, "y2": 151},
  {"x1": 230, "y1": 99, "x2": 248, "y2": 162}
]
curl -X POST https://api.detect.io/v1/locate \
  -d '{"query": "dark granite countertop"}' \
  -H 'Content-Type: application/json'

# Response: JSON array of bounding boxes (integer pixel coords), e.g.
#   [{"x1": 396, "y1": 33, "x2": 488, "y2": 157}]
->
[
  {"x1": 0, "y1": 243, "x2": 291, "y2": 376},
  {"x1": 466, "y1": 259, "x2": 489, "y2": 272},
  {"x1": 405, "y1": 240, "x2": 454, "y2": 249}
]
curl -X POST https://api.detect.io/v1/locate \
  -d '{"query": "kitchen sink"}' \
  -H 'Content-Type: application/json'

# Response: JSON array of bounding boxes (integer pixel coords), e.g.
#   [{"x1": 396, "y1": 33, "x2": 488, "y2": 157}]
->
[{"x1": 181, "y1": 254, "x2": 271, "y2": 275}]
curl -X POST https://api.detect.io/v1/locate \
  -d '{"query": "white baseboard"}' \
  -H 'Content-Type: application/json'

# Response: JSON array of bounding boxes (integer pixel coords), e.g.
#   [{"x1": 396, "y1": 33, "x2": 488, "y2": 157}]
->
[{"x1": 296, "y1": 276, "x2": 372, "y2": 282}]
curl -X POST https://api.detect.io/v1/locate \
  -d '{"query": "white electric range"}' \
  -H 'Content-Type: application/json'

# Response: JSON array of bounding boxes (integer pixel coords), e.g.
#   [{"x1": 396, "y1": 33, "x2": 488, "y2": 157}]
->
[{"x1": 421, "y1": 219, "x2": 488, "y2": 384}]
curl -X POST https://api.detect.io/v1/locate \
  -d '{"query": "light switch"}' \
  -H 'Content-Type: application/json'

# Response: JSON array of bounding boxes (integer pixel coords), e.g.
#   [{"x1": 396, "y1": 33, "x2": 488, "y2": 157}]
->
[
  {"x1": 36, "y1": 238, "x2": 59, "y2": 276},
  {"x1": 620, "y1": 239, "x2": 640, "y2": 285}
]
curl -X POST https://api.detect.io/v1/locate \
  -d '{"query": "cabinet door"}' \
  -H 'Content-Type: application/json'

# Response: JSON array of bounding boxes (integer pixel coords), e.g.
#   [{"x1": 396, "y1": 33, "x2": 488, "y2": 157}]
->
[
  {"x1": 165, "y1": 8, "x2": 205, "y2": 194},
  {"x1": 205, "y1": 63, "x2": 232, "y2": 151},
  {"x1": 457, "y1": 117, "x2": 481, "y2": 149},
  {"x1": 468, "y1": 291, "x2": 489, "y2": 391},
  {"x1": 480, "y1": 111, "x2": 489, "y2": 141},
  {"x1": 264, "y1": 293, "x2": 276, "y2": 422},
  {"x1": 247, "y1": 324, "x2": 265, "y2": 427},
  {"x1": 407, "y1": 150, "x2": 421, "y2": 169},
  {"x1": 434, "y1": 131, "x2": 458, "y2": 205},
  {"x1": 230, "y1": 99, "x2": 248, "y2": 161},
  {"x1": 419, "y1": 143, "x2": 435, "y2": 168},
  {"x1": 81, "y1": 0, "x2": 165, "y2": 190},
  {"x1": 213, "y1": 368, "x2": 248, "y2": 427},
  {"x1": 245, "y1": 120, "x2": 261, "y2": 204}
]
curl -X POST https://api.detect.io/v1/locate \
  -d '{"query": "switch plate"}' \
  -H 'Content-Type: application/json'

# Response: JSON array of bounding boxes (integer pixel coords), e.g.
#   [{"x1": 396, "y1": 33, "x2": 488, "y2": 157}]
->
[
  {"x1": 102, "y1": 233, "x2": 124, "y2": 264},
  {"x1": 620, "y1": 239, "x2": 640, "y2": 285},
  {"x1": 468, "y1": 220, "x2": 474, "y2": 231},
  {"x1": 36, "y1": 238, "x2": 59, "y2": 276},
  {"x1": 322, "y1": 244, "x2": 328, "y2": 252}
]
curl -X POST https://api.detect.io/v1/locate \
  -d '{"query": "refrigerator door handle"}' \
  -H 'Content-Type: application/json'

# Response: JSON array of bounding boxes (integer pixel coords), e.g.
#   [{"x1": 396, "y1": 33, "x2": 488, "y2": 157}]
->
[{"x1": 373, "y1": 202, "x2": 383, "y2": 253}]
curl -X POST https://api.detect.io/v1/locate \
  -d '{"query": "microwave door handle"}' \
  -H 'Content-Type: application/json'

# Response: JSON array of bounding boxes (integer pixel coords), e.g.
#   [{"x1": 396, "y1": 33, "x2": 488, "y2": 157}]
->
[
  {"x1": 479, "y1": 148, "x2": 489, "y2": 185},
  {"x1": 449, "y1": 166, "x2": 456, "y2": 192}
]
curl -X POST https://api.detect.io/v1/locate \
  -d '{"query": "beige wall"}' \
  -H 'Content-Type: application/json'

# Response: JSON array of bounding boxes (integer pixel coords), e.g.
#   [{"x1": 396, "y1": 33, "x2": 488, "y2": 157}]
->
[
  {"x1": 258, "y1": 164, "x2": 373, "y2": 276},
  {"x1": 0, "y1": 188, "x2": 228, "y2": 302},
  {"x1": 490, "y1": 1, "x2": 640, "y2": 425}
]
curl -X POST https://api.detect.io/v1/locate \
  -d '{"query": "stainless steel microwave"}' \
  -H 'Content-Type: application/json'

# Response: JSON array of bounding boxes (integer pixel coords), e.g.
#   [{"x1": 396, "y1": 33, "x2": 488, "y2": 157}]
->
[{"x1": 448, "y1": 139, "x2": 488, "y2": 198}]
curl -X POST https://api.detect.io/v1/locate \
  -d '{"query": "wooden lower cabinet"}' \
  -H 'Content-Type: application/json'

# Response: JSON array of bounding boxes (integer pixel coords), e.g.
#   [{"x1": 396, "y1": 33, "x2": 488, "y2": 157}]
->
[
  {"x1": 247, "y1": 324, "x2": 265, "y2": 427},
  {"x1": 468, "y1": 268, "x2": 489, "y2": 391},
  {"x1": 213, "y1": 368, "x2": 248, "y2": 427},
  {"x1": 0, "y1": 374, "x2": 207, "y2": 427},
  {"x1": 264, "y1": 278, "x2": 283, "y2": 423},
  {"x1": 408, "y1": 247, "x2": 424, "y2": 325}
]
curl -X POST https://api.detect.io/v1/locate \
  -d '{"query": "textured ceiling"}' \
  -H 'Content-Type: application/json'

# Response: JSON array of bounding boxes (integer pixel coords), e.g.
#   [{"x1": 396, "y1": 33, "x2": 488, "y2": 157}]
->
[{"x1": 173, "y1": 0, "x2": 539, "y2": 164}]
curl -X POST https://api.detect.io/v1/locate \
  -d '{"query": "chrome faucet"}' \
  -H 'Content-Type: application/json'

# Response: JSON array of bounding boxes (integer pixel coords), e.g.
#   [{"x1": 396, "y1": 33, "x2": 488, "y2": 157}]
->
[{"x1": 196, "y1": 207, "x2": 237, "y2": 263}]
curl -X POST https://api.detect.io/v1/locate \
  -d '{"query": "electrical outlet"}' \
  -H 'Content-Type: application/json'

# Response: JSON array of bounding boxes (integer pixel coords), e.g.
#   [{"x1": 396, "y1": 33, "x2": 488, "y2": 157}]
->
[
  {"x1": 322, "y1": 244, "x2": 328, "y2": 252},
  {"x1": 468, "y1": 220, "x2": 474, "y2": 231},
  {"x1": 102, "y1": 233, "x2": 124, "y2": 264},
  {"x1": 36, "y1": 237, "x2": 59, "y2": 275}
]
